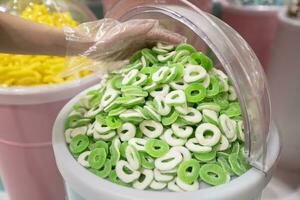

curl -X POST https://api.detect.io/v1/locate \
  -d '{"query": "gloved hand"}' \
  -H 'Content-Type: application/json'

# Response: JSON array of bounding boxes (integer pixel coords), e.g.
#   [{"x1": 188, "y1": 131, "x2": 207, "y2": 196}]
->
[{"x1": 62, "y1": 18, "x2": 185, "y2": 77}]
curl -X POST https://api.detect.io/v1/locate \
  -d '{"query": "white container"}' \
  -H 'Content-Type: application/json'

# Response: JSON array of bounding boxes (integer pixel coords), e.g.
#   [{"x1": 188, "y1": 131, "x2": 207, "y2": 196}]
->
[
  {"x1": 53, "y1": 85, "x2": 280, "y2": 200},
  {"x1": 267, "y1": 7, "x2": 300, "y2": 171},
  {"x1": 53, "y1": 0, "x2": 281, "y2": 199}
]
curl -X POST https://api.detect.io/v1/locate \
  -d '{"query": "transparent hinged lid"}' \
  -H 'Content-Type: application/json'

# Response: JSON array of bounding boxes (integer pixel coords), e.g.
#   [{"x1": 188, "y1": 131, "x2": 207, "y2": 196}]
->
[{"x1": 106, "y1": 0, "x2": 272, "y2": 172}]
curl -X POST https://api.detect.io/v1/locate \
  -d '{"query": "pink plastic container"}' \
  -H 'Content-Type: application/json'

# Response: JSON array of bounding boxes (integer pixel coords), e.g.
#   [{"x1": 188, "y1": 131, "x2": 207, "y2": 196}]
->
[
  {"x1": 0, "y1": 74, "x2": 99, "y2": 200},
  {"x1": 219, "y1": 1, "x2": 280, "y2": 69}
]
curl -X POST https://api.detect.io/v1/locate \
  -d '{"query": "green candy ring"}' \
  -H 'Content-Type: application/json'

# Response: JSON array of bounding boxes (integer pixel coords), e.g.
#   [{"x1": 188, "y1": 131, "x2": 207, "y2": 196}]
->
[
  {"x1": 69, "y1": 134, "x2": 89, "y2": 154},
  {"x1": 145, "y1": 139, "x2": 170, "y2": 158},
  {"x1": 185, "y1": 83, "x2": 207, "y2": 103},
  {"x1": 88, "y1": 148, "x2": 107, "y2": 170},
  {"x1": 228, "y1": 153, "x2": 247, "y2": 176},
  {"x1": 90, "y1": 159, "x2": 112, "y2": 178},
  {"x1": 193, "y1": 149, "x2": 216, "y2": 163},
  {"x1": 177, "y1": 159, "x2": 200, "y2": 184},
  {"x1": 199, "y1": 163, "x2": 229, "y2": 186}
]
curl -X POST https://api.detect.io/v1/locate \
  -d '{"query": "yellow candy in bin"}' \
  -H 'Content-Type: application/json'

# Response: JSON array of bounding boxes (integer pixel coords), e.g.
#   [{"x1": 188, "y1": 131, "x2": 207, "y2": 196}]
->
[{"x1": 0, "y1": 3, "x2": 91, "y2": 87}]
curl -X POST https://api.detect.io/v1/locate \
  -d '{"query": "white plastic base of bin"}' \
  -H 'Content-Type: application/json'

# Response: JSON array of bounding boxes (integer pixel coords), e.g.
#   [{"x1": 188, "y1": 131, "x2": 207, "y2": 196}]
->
[
  {"x1": 0, "y1": 173, "x2": 298, "y2": 200},
  {"x1": 65, "y1": 187, "x2": 262, "y2": 200}
]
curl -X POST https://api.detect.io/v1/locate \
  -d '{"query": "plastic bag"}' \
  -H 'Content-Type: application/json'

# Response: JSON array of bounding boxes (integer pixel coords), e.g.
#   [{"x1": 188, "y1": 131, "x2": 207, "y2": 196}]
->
[{"x1": 62, "y1": 18, "x2": 186, "y2": 78}]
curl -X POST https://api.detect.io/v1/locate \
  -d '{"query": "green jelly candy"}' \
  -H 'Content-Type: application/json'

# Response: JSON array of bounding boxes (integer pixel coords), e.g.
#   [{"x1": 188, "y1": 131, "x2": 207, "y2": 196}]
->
[
  {"x1": 231, "y1": 142, "x2": 240, "y2": 154},
  {"x1": 89, "y1": 94, "x2": 102, "y2": 108},
  {"x1": 177, "y1": 159, "x2": 200, "y2": 184},
  {"x1": 87, "y1": 89, "x2": 99, "y2": 95},
  {"x1": 140, "y1": 152, "x2": 155, "y2": 170},
  {"x1": 162, "y1": 110, "x2": 180, "y2": 126},
  {"x1": 217, "y1": 157, "x2": 235, "y2": 176},
  {"x1": 110, "y1": 139, "x2": 120, "y2": 167},
  {"x1": 88, "y1": 148, "x2": 107, "y2": 170},
  {"x1": 223, "y1": 102, "x2": 241, "y2": 118},
  {"x1": 173, "y1": 63, "x2": 184, "y2": 80},
  {"x1": 217, "y1": 152, "x2": 230, "y2": 159},
  {"x1": 118, "y1": 96, "x2": 145, "y2": 107},
  {"x1": 65, "y1": 115, "x2": 82, "y2": 129},
  {"x1": 124, "y1": 60, "x2": 142, "y2": 72},
  {"x1": 142, "y1": 48, "x2": 158, "y2": 64},
  {"x1": 228, "y1": 153, "x2": 247, "y2": 176},
  {"x1": 108, "y1": 107, "x2": 126, "y2": 116},
  {"x1": 69, "y1": 134, "x2": 89, "y2": 154},
  {"x1": 124, "y1": 90, "x2": 148, "y2": 97},
  {"x1": 121, "y1": 86, "x2": 148, "y2": 97},
  {"x1": 111, "y1": 75, "x2": 123, "y2": 90},
  {"x1": 120, "y1": 141, "x2": 129, "y2": 159},
  {"x1": 176, "y1": 43, "x2": 197, "y2": 54},
  {"x1": 152, "y1": 46, "x2": 169, "y2": 54},
  {"x1": 238, "y1": 146, "x2": 251, "y2": 170},
  {"x1": 197, "y1": 102, "x2": 221, "y2": 112},
  {"x1": 199, "y1": 163, "x2": 229, "y2": 186},
  {"x1": 145, "y1": 139, "x2": 169, "y2": 158},
  {"x1": 188, "y1": 56, "x2": 198, "y2": 65},
  {"x1": 213, "y1": 93, "x2": 229, "y2": 110},
  {"x1": 109, "y1": 170, "x2": 131, "y2": 187},
  {"x1": 140, "y1": 66, "x2": 160, "y2": 77},
  {"x1": 191, "y1": 52, "x2": 213, "y2": 71},
  {"x1": 105, "y1": 116, "x2": 122, "y2": 129},
  {"x1": 143, "y1": 105, "x2": 161, "y2": 122},
  {"x1": 72, "y1": 103, "x2": 82, "y2": 111},
  {"x1": 129, "y1": 50, "x2": 142, "y2": 64},
  {"x1": 193, "y1": 149, "x2": 216, "y2": 163},
  {"x1": 95, "y1": 113, "x2": 107, "y2": 124},
  {"x1": 103, "y1": 101, "x2": 120, "y2": 113},
  {"x1": 90, "y1": 159, "x2": 112, "y2": 178},
  {"x1": 89, "y1": 141, "x2": 109, "y2": 154},
  {"x1": 207, "y1": 75, "x2": 220, "y2": 98},
  {"x1": 185, "y1": 83, "x2": 207, "y2": 103},
  {"x1": 173, "y1": 50, "x2": 190, "y2": 63}
]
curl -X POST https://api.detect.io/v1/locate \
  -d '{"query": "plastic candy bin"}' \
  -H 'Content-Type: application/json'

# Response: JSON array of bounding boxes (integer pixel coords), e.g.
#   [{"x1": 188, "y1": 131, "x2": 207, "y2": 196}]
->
[
  {"x1": 53, "y1": 1, "x2": 281, "y2": 200},
  {"x1": 0, "y1": 74, "x2": 99, "y2": 200}
]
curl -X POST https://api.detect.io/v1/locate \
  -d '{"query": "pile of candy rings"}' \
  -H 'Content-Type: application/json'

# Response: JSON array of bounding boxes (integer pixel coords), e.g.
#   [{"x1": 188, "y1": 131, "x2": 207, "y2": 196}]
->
[{"x1": 65, "y1": 43, "x2": 251, "y2": 192}]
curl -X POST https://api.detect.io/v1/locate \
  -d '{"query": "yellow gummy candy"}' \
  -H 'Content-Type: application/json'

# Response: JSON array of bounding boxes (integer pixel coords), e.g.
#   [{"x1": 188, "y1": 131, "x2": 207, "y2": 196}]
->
[{"x1": 0, "y1": 3, "x2": 91, "y2": 87}]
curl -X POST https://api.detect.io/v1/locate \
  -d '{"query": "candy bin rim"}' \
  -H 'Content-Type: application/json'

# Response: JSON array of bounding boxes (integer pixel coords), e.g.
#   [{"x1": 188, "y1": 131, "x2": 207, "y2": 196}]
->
[{"x1": 0, "y1": 73, "x2": 100, "y2": 105}]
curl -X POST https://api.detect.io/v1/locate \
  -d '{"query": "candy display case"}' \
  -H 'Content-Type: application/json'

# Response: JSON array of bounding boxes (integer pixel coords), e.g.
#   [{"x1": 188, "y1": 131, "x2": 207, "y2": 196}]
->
[
  {"x1": 0, "y1": 1, "x2": 98, "y2": 200},
  {"x1": 52, "y1": 1, "x2": 281, "y2": 200}
]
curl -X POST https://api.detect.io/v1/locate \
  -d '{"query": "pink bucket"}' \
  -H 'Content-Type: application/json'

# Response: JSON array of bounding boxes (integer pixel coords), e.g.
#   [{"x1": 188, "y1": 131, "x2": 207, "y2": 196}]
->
[
  {"x1": 0, "y1": 74, "x2": 99, "y2": 200},
  {"x1": 219, "y1": 1, "x2": 280, "y2": 69}
]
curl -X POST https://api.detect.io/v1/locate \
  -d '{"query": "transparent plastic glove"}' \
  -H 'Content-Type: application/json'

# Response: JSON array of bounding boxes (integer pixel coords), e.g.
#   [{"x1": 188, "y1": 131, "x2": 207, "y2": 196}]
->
[{"x1": 62, "y1": 18, "x2": 186, "y2": 77}]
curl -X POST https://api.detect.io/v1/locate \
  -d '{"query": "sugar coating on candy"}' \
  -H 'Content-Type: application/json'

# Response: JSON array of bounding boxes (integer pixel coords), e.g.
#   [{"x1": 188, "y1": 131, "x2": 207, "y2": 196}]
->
[
  {"x1": 65, "y1": 43, "x2": 250, "y2": 192},
  {"x1": 0, "y1": 3, "x2": 90, "y2": 87}
]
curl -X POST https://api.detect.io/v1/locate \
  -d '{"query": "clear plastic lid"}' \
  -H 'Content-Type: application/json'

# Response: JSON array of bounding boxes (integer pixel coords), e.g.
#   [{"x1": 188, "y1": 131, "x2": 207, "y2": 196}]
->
[{"x1": 106, "y1": 0, "x2": 273, "y2": 172}]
